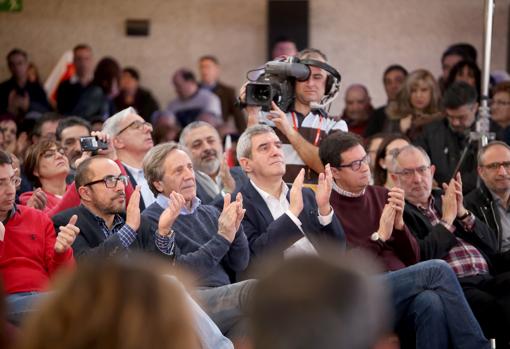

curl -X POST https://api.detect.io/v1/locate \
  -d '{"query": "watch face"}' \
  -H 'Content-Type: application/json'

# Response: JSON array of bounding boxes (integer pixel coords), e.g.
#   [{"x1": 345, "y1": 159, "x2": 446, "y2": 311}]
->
[{"x1": 370, "y1": 232, "x2": 380, "y2": 241}]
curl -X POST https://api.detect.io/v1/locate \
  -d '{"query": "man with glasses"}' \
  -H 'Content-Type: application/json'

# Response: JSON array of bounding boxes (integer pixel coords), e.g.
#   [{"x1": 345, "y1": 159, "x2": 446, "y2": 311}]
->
[
  {"x1": 52, "y1": 156, "x2": 154, "y2": 259},
  {"x1": 319, "y1": 131, "x2": 489, "y2": 349},
  {"x1": 490, "y1": 82, "x2": 510, "y2": 145},
  {"x1": 0, "y1": 150, "x2": 79, "y2": 324},
  {"x1": 103, "y1": 107, "x2": 155, "y2": 210},
  {"x1": 392, "y1": 144, "x2": 510, "y2": 348},
  {"x1": 466, "y1": 142, "x2": 510, "y2": 269}
]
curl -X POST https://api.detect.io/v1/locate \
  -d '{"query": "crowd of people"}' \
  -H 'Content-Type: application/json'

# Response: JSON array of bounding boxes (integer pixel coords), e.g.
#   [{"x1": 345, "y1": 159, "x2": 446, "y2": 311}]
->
[{"x1": 1, "y1": 37, "x2": 510, "y2": 349}]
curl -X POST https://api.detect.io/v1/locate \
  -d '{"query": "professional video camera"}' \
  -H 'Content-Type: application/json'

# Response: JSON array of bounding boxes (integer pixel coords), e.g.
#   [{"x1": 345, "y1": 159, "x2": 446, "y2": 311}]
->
[{"x1": 245, "y1": 56, "x2": 341, "y2": 112}]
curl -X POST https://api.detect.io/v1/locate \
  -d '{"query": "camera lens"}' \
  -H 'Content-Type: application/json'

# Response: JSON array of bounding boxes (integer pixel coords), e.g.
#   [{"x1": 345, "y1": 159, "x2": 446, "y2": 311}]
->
[{"x1": 253, "y1": 85, "x2": 271, "y2": 102}]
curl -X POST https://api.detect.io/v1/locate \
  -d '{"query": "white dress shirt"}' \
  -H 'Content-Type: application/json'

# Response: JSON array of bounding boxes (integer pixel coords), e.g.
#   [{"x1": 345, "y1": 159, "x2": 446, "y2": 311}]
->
[{"x1": 122, "y1": 162, "x2": 156, "y2": 208}]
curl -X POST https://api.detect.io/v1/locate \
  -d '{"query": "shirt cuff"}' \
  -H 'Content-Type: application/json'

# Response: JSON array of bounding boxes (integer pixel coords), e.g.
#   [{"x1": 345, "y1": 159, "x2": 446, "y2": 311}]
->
[
  {"x1": 458, "y1": 212, "x2": 475, "y2": 231},
  {"x1": 317, "y1": 206, "x2": 334, "y2": 226},
  {"x1": 117, "y1": 224, "x2": 137, "y2": 248},
  {"x1": 155, "y1": 232, "x2": 175, "y2": 256},
  {"x1": 440, "y1": 220, "x2": 456, "y2": 233},
  {"x1": 285, "y1": 210, "x2": 303, "y2": 229}
]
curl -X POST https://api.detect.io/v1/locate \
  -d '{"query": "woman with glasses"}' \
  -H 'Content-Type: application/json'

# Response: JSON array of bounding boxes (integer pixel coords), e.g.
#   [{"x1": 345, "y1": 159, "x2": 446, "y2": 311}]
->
[
  {"x1": 373, "y1": 134, "x2": 410, "y2": 188},
  {"x1": 19, "y1": 140, "x2": 70, "y2": 213},
  {"x1": 385, "y1": 69, "x2": 442, "y2": 140}
]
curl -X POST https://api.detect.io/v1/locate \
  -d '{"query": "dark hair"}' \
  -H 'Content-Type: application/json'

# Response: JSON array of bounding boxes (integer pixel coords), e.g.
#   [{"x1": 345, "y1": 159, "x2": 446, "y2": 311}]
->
[
  {"x1": 373, "y1": 134, "x2": 410, "y2": 186},
  {"x1": 24, "y1": 140, "x2": 61, "y2": 187},
  {"x1": 383, "y1": 64, "x2": 408, "y2": 80},
  {"x1": 93, "y1": 57, "x2": 121, "y2": 95},
  {"x1": 442, "y1": 81, "x2": 478, "y2": 109},
  {"x1": 319, "y1": 131, "x2": 362, "y2": 168},
  {"x1": 123, "y1": 67, "x2": 140, "y2": 81},
  {"x1": 0, "y1": 150, "x2": 13, "y2": 166},
  {"x1": 445, "y1": 59, "x2": 481, "y2": 95},
  {"x1": 442, "y1": 43, "x2": 477, "y2": 63},
  {"x1": 177, "y1": 69, "x2": 196, "y2": 83},
  {"x1": 56, "y1": 116, "x2": 91, "y2": 141},
  {"x1": 74, "y1": 156, "x2": 104, "y2": 189},
  {"x1": 199, "y1": 55, "x2": 219, "y2": 65},
  {"x1": 32, "y1": 112, "x2": 62, "y2": 138},
  {"x1": 7, "y1": 48, "x2": 27, "y2": 63},
  {"x1": 73, "y1": 44, "x2": 92, "y2": 53}
]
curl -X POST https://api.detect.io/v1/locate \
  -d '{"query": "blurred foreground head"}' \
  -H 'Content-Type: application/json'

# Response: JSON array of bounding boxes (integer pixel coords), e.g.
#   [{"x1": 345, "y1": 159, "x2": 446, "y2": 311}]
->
[
  {"x1": 17, "y1": 254, "x2": 200, "y2": 349},
  {"x1": 250, "y1": 251, "x2": 391, "y2": 349}
]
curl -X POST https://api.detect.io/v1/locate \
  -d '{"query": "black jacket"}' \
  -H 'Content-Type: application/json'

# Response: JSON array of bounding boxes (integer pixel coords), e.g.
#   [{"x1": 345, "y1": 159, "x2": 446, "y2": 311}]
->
[
  {"x1": 52, "y1": 205, "x2": 156, "y2": 261},
  {"x1": 404, "y1": 189, "x2": 497, "y2": 271}
]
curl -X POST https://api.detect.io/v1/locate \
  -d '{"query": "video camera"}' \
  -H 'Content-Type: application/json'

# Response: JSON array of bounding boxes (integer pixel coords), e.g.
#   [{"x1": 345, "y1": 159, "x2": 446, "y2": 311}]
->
[{"x1": 245, "y1": 56, "x2": 341, "y2": 112}]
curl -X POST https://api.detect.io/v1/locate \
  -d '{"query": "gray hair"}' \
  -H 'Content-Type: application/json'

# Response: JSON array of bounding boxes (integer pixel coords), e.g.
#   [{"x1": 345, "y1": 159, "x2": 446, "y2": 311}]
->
[
  {"x1": 102, "y1": 107, "x2": 138, "y2": 137},
  {"x1": 143, "y1": 142, "x2": 184, "y2": 195},
  {"x1": 477, "y1": 141, "x2": 510, "y2": 165},
  {"x1": 178, "y1": 121, "x2": 218, "y2": 146},
  {"x1": 390, "y1": 145, "x2": 431, "y2": 173},
  {"x1": 236, "y1": 125, "x2": 276, "y2": 162}
]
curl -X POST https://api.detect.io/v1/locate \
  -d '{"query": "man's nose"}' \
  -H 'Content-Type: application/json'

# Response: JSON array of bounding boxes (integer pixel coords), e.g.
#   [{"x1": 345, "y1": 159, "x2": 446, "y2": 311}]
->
[{"x1": 497, "y1": 164, "x2": 508, "y2": 175}]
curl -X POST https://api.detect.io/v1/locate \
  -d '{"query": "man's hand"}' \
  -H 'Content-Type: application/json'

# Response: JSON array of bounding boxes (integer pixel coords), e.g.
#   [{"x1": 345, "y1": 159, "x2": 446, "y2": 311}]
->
[
  {"x1": 315, "y1": 164, "x2": 333, "y2": 216},
  {"x1": 218, "y1": 194, "x2": 240, "y2": 242},
  {"x1": 233, "y1": 192, "x2": 246, "y2": 232},
  {"x1": 453, "y1": 172, "x2": 468, "y2": 218},
  {"x1": 377, "y1": 204, "x2": 396, "y2": 242},
  {"x1": 239, "y1": 82, "x2": 261, "y2": 127},
  {"x1": 441, "y1": 180, "x2": 457, "y2": 225},
  {"x1": 125, "y1": 186, "x2": 141, "y2": 231},
  {"x1": 55, "y1": 214, "x2": 80, "y2": 253},
  {"x1": 219, "y1": 155, "x2": 236, "y2": 193},
  {"x1": 289, "y1": 169, "x2": 305, "y2": 217},
  {"x1": 91, "y1": 131, "x2": 117, "y2": 160},
  {"x1": 158, "y1": 191, "x2": 186, "y2": 236},
  {"x1": 267, "y1": 101, "x2": 292, "y2": 135},
  {"x1": 387, "y1": 187, "x2": 405, "y2": 230},
  {"x1": 26, "y1": 188, "x2": 47, "y2": 211}
]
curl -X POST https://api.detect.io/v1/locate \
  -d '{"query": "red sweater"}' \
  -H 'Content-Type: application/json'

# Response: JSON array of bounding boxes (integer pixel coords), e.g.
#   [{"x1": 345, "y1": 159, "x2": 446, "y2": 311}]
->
[
  {"x1": 331, "y1": 185, "x2": 420, "y2": 271},
  {"x1": 19, "y1": 185, "x2": 70, "y2": 214},
  {"x1": 0, "y1": 205, "x2": 74, "y2": 294}
]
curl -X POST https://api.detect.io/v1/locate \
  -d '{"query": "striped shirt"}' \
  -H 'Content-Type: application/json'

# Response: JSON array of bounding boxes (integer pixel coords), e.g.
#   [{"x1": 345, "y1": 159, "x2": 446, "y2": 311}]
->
[{"x1": 259, "y1": 110, "x2": 348, "y2": 184}]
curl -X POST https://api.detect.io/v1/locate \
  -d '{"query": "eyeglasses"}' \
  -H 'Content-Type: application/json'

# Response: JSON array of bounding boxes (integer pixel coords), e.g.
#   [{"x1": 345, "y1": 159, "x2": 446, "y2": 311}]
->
[
  {"x1": 0, "y1": 176, "x2": 21, "y2": 188},
  {"x1": 83, "y1": 175, "x2": 129, "y2": 188},
  {"x1": 337, "y1": 154, "x2": 370, "y2": 172},
  {"x1": 394, "y1": 165, "x2": 430, "y2": 178},
  {"x1": 480, "y1": 161, "x2": 510, "y2": 171},
  {"x1": 41, "y1": 148, "x2": 65, "y2": 159},
  {"x1": 117, "y1": 120, "x2": 153, "y2": 135},
  {"x1": 491, "y1": 100, "x2": 510, "y2": 107},
  {"x1": 0, "y1": 128, "x2": 16, "y2": 136}
]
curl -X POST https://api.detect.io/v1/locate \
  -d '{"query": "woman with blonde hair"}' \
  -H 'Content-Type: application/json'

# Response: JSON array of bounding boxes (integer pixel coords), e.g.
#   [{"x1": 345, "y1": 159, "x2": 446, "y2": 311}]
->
[
  {"x1": 16, "y1": 256, "x2": 204, "y2": 349},
  {"x1": 385, "y1": 69, "x2": 442, "y2": 140}
]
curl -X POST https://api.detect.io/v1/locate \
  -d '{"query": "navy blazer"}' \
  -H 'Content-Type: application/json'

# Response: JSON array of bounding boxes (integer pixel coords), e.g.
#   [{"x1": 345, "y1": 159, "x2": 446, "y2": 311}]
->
[{"x1": 235, "y1": 181, "x2": 345, "y2": 261}]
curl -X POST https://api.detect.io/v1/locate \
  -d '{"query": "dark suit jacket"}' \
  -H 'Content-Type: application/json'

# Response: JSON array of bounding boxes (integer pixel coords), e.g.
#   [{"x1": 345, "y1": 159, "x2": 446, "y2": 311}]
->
[
  {"x1": 404, "y1": 189, "x2": 497, "y2": 271},
  {"x1": 213, "y1": 82, "x2": 246, "y2": 133},
  {"x1": 236, "y1": 181, "x2": 345, "y2": 261},
  {"x1": 52, "y1": 205, "x2": 156, "y2": 260}
]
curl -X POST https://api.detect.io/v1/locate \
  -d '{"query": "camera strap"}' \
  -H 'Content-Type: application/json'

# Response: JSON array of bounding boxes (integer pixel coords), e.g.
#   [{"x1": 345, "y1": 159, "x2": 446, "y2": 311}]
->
[{"x1": 291, "y1": 112, "x2": 323, "y2": 146}]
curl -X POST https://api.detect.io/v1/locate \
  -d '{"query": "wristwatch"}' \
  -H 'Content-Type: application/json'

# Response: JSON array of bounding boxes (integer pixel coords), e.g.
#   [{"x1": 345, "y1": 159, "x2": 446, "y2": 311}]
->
[
  {"x1": 371, "y1": 232, "x2": 381, "y2": 241},
  {"x1": 156, "y1": 228, "x2": 175, "y2": 238}
]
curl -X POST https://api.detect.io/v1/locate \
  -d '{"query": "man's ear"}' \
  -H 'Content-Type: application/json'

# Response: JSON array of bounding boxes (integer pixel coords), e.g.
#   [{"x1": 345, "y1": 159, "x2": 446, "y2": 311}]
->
[
  {"x1": 238, "y1": 157, "x2": 251, "y2": 173},
  {"x1": 153, "y1": 180, "x2": 165, "y2": 194},
  {"x1": 112, "y1": 136, "x2": 125, "y2": 150},
  {"x1": 430, "y1": 164, "x2": 436, "y2": 177},
  {"x1": 78, "y1": 186, "x2": 92, "y2": 202},
  {"x1": 330, "y1": 166, "x2": 341, "y2": 180}
]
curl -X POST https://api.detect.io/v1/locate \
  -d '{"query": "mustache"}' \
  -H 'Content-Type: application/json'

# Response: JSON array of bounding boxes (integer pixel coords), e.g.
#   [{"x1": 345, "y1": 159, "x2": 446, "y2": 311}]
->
[{"x1": 201, "y1": 149, "x2": 218, "y2": 161}]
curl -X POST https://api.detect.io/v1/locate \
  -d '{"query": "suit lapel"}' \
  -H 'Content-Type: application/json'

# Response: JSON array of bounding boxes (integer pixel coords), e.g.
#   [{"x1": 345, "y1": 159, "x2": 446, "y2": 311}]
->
[{"x1": 244, "y1": 182, "x2": 276, "y2": 226}]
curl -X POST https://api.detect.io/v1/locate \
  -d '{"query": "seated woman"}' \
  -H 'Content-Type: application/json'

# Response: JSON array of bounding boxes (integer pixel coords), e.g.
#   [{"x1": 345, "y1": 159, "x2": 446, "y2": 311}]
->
[
  {"x1": 385, "y1": 69, "x2": 442, "y2": 140},
  {"x1": 20, "y1": 140, "x2": 70, "y2": 213},
  {"x1": 373, "y1": 134, "x2": 410, "y2": 189},
  {"x1": 445, "y1": 59, "x2": 481, "y2": 98}
]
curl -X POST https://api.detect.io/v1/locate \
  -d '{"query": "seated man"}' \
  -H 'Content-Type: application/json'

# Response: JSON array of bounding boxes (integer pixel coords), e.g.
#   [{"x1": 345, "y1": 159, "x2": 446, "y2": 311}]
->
[
  {"x1": 318, "y1": 131, "x2": 489, "y2": 349},
  {"x1": 140, "y1": 142, "x2": 254, "y2": 341},
  {"x1": 179, "y1": 121, "x2": 247, "y2": 204},
  {"x1": 234, "y1": 125, "x2": 345, "y2": 262},
  {"x1": 0, "y1": 150, "x2": 78, "y2": 324},
  {"x1": 392, "y1": 144, "x2": 510, "y2": 347},
  {"x1": 55, "y1": 116, "x2": 92, "y2": 178},
  {"x1": 52, "y1": 156, "x2": 153, "y2": 259},
  {"x1": 465, "y1": 141, "x2": 510, "y2": 270},
  {"x1": 339, "y1": 84, "x2": 374, "y2": 136}
]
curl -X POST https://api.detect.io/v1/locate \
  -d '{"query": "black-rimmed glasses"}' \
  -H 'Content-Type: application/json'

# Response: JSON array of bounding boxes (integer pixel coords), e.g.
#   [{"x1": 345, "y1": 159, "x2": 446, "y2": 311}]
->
[
  {"x1": 480, "y1": 161, "x2": 510, "y2": 171},
  {"x1": 393, "y1": 165, "x2": 430, "y2": 178},
  {"x1": 83, "y1": 175, "x2": 129, "y2": 188},
  {"x1": 337, "y1": 154, "x2": 370, "y2": 172},
  {"x1": 117, "y1": 120, "x2": 153, "y2": 135}
]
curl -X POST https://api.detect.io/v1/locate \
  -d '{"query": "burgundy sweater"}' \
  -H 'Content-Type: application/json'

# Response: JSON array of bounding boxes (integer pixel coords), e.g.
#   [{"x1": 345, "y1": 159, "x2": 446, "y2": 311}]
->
[{"x1": 331, "y1": 185, "x2": 420, "y2": 271}]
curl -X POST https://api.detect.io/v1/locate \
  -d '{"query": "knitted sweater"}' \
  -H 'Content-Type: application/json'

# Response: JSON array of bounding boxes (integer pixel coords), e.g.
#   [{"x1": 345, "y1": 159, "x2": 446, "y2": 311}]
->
[{"x1": 330, "y1": 185, "x2": 420, "y2": 271}]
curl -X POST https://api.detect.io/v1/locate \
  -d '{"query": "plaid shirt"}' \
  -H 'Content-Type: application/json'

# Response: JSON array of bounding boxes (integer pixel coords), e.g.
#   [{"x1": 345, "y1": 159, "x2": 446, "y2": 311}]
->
[
  {"x1": 417, "y1": 196, "x2": 489, "y2": 278},
  {"x1": 93, "y1": 214, "x2": 137, "y2": 248}
]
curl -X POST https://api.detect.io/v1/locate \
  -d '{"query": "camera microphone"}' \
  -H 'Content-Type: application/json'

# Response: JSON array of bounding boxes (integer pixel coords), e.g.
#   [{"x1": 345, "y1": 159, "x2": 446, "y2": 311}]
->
[{"x1": 264, "y1": 61, "x2": 310, "y2": 81}]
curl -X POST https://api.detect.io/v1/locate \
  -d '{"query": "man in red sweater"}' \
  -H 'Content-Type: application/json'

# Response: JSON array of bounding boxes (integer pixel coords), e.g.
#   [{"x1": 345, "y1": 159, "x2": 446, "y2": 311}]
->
[
  {"x1": 318, "y1": 131, "x2": 489, "y2": 349},
  {"x1": 0, "y1": 150, "x2": 79, "y2": 324}
]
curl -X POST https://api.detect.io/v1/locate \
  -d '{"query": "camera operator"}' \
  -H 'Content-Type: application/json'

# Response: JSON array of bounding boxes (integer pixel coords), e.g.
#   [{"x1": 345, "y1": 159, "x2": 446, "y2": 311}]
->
[{"x1": 242, "y1": 48, "x2": 347, "y2": 184}]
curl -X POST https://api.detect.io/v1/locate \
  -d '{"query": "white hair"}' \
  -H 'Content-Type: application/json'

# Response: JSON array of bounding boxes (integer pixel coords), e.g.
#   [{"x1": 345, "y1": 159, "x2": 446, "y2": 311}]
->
[{"x1": 102, "y1": 107, "x2": 138, "y2": 137}]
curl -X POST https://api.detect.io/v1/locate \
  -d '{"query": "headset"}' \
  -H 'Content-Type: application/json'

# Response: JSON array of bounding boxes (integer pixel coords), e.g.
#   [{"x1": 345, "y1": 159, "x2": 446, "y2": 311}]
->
[{"x1": 298, "y1": 59, "x2": 342, "y2": 110}]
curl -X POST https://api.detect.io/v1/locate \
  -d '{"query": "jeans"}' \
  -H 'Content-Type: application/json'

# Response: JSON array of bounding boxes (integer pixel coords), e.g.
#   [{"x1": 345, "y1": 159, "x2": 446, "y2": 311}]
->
[
  {"x1": 383, "y1": 259, "x2": 489, "y2": 349},
  {"x1": 6, "y1": 291, "x2": 45, "y2": 326},
  {"x1": 196, "y1": 279, "x2": 256, "y2": 340}
]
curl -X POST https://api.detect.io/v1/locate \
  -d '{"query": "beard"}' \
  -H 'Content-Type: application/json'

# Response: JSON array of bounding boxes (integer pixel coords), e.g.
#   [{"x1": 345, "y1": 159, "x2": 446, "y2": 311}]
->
[
  {"x1": 94, "y1": 192, "x2": 126, "y2": 215},
  {"x1": 197, "y1": 149, "x2": 221, "y2": 175}
]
